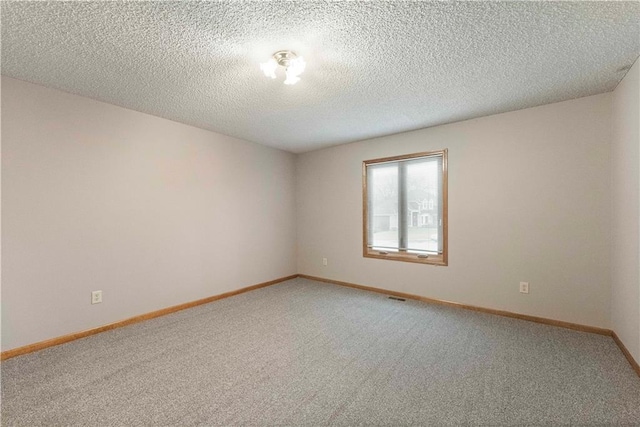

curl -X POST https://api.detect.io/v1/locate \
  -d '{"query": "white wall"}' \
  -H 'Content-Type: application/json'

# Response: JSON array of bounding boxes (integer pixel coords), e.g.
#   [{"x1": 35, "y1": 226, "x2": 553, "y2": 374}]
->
[
  {"x1": 1, "y1": 77, "x2": 297, "y2": 351},
  {"x1": 611, "y1": 58, "x2": 640, "y2": 363},
  {"x1": 4, "y1": 69, "x2": 633, "y2": 354},
  {"x1": 297, "y1": 93, "x2": 612, "y2": 329}
]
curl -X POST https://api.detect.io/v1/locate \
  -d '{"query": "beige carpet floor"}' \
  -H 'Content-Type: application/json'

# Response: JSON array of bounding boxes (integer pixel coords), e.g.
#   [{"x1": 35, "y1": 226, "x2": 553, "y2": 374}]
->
[{"x1": 2, "y1": 277, "x2": 639, "y2": 425}]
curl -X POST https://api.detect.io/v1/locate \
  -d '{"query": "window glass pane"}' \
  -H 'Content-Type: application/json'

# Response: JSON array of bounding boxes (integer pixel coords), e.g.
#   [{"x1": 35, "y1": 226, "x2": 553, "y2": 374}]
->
[
  {"x1": 405, "y1": 158, "x2": 440, "y2": 253},
  {"x1": 368, "y1": 164, "x2": 398, "y2": 250},
  {"x1": 364, "y1": 150, "x2": 447, "y2": 265}
]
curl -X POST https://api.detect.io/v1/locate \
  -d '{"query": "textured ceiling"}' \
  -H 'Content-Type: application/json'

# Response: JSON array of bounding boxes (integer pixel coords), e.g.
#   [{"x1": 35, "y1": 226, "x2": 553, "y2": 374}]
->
[{"x1": 2, "y1": 2, "x2": 639, "y2": 153}]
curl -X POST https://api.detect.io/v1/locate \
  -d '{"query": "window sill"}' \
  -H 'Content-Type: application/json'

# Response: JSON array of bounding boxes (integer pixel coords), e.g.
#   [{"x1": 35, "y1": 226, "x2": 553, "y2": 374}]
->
[{"x1": 364, "y1": 250, "x2": 447, "y2": 266}]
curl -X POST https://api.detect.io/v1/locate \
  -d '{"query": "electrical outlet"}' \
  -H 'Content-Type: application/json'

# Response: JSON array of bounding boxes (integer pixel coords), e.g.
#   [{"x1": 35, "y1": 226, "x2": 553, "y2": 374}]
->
[
  {"x1": 519, "y1": 282, "x2": 529, "y2": 294},
  {"x1": 322, "y1": 257, "x2": 328, "y2": 266},
  {"x1": 91, "y1": 290, "x2": 103, "y2": 304}
]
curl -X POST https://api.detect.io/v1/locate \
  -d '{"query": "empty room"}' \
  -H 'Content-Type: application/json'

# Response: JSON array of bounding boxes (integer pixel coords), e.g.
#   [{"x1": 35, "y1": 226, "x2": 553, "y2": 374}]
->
[{"x1": 1, "y1": 1, "x2": 640, "y2": 425}]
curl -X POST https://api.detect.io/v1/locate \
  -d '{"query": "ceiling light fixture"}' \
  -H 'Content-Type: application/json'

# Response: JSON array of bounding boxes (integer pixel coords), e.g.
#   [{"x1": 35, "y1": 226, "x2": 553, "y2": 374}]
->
[{"x1": 260, "y1": 50, "x2": 306, "y2": 85}]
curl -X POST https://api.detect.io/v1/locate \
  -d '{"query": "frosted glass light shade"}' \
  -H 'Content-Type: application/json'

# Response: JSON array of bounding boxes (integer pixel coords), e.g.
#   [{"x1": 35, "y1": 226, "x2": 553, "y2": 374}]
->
[
  {"x1": 260, "y1": 58, "x2": 278, "y2": 79},
  {"x1": 283, "y1": 56, "x2": 305, "y2": 85},
  {"x1": 283, "y1": 74, "x2": 300, "y2": 85},
  {"x1": 261, "y1": 52, "x2": 305, "y2": 85}
]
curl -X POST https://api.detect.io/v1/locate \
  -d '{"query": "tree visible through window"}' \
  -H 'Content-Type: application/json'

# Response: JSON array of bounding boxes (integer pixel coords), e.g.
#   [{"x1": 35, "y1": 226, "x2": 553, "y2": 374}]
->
[{"x1": 363, "y1": 150, "x2": 447, "y2": 266}]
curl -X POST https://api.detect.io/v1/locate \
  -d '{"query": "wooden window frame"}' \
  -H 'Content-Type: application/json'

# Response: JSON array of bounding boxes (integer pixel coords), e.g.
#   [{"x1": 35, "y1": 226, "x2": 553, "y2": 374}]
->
[{"x1": 362, "y1": 149, "x2": 448, "y2": 266}]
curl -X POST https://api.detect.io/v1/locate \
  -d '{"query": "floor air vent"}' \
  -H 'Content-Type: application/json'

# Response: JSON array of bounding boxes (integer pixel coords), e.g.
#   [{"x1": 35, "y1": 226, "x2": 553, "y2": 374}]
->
[{"x1": 388, "y1": 296, "x2": 406, "y2": 301}]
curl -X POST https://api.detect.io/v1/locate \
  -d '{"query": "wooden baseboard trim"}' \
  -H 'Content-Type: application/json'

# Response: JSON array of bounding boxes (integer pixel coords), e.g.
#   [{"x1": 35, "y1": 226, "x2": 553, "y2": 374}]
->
[
  {"x1": 611, "y1": 331, "x2": 640, "y2": 377},
  {"x1": 298, "y1": 274, "x2": 611, "y2": 336},
  {"x1": 299, "y1": 274, "x2": 640, "y2": 377},
  {"x1": 1, "y1": 274, "x2": 298, "y2": 361},
  {"x1": 5, "y1": 273, "x2": 639, "y2": 378}
]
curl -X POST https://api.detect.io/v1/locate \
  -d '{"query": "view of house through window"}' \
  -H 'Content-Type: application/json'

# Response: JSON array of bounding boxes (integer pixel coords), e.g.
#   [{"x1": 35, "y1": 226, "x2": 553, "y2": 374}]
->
[{"x1": 363, "y1": 150, "x2": 447, "y2": 265}]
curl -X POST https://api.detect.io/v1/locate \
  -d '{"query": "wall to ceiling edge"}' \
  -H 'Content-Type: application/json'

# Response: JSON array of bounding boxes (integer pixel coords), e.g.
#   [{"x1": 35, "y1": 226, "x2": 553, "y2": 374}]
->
[
  {"x1": 611, "y1": 58, "x2": 640, "y2": 363},
  {"x1": 296, "y1": 92, "x2": 613, "y2": 330},
  {"x1": 1, "y1": 76, "x2": 298, "y2": 351}
]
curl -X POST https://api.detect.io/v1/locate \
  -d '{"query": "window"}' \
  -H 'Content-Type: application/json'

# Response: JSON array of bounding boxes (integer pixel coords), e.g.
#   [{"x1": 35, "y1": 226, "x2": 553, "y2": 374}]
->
[{"x1": 363, "y1": 149, "x2": 447, "y2": 266}]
